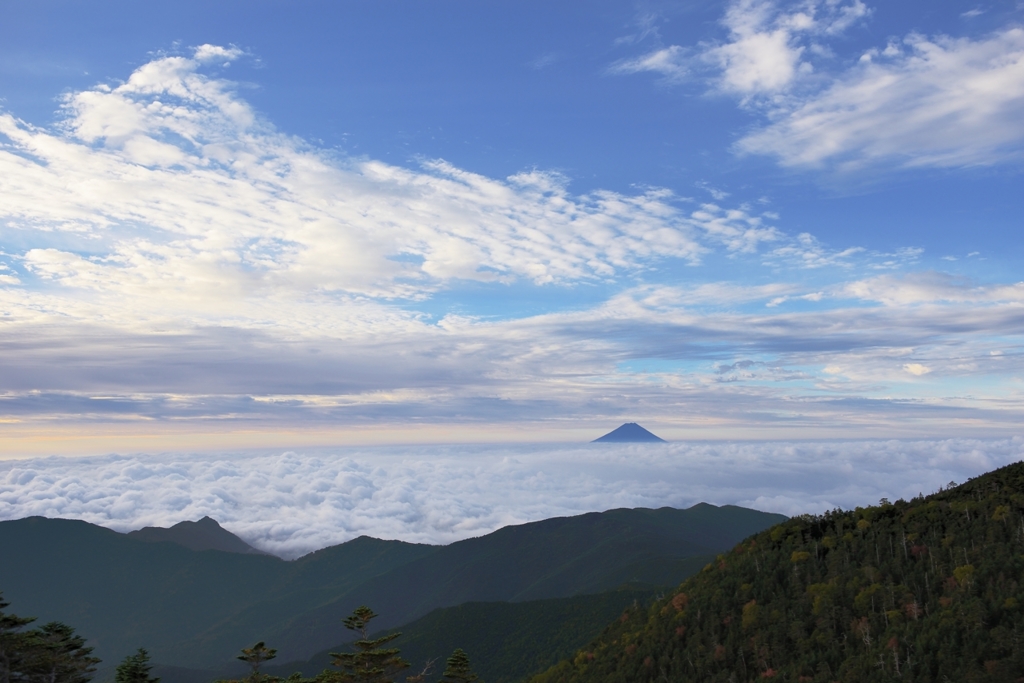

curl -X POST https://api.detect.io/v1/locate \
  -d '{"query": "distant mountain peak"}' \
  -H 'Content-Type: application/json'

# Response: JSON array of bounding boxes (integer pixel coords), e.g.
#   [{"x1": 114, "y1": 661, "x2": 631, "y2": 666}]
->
[
  {"x1": 127, "y1": 516, "x2": 269, "y2": 555},
  {"x1": 592, "y1": 422, "x2": 666, "y2": 443}
]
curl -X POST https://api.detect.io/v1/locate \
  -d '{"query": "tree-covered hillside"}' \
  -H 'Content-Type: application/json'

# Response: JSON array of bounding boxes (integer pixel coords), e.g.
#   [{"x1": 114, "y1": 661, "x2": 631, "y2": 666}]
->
[
  {"x1": 532, "y1": 461, "x2": 1024, "y2": 682},
  {"x1": 0, "y1": 504, "x2": 783, "y2": 669},
  {"x1": 262, "y1": 590, "x2": 658, "y2": 683}
]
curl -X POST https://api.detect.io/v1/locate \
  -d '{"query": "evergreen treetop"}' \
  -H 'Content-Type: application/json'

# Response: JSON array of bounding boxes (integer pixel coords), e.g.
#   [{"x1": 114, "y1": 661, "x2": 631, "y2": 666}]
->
[
  {"x1": 237, "y1": 642, "x2": 278, "y2": 683},
  {"x1": 115, "y1": 648, "x2": 159, "y2": 683},
  {"x1": 1, "y1": 593, "x2": 36, "y2": 683},
  {"x1": 324, "y1": 607, "x2": 409, "y2": 683},
  {"x1": 440, "y1": 649, "x2": 479, "y2": 683},
  {"x1": 17, "y1": 621, "x2": 99, "y2": 683}
]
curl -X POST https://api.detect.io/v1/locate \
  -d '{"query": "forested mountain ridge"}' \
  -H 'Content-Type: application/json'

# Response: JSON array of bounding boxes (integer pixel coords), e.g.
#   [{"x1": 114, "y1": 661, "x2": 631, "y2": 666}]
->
[
  {"x1": 256, "y1": 504, "x2": 786, "y2": 664},
  {"x1": 530, "y1": 461, "x2": 1024, "y2": 683},
  {"x1": 258, "y1": 591, "x2": 657, "y2": 683},
  {"x1": 0, "y1": 504, "x2": 784, "y2": 670},
  {"x1": 0, "y1": 518, "x2": 435, "y2": 670}
]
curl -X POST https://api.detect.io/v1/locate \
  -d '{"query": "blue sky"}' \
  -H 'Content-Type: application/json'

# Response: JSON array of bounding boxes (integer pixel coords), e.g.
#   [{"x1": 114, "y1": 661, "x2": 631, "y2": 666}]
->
[{"x1": 1, "y1": 0, "x2": 1023, "y2": 454}]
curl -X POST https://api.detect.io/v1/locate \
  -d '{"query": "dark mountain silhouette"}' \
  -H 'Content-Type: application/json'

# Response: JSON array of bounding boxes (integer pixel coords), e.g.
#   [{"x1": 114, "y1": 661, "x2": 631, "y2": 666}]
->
[
  {"x1": 0, "y1": 518, "x2": 433, "y2": 670},
  {"x1": 592, "y1": 423, "x2": 665, "y2": 443},
  {"x1": 0, "y1": 504, "x2": 784, "y2": 671},
  {"x1": 127, "y1": 516, "x2": 268, "y2": 555}
]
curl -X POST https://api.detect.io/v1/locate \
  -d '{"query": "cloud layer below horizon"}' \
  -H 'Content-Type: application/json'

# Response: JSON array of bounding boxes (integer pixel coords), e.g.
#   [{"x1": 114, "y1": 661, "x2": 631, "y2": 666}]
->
[{"x1": 2, "y1": 438, "x2": 1020, "y2": 558}]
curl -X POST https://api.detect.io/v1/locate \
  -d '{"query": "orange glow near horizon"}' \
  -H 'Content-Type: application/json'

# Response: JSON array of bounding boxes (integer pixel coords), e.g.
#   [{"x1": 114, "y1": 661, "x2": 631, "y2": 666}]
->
[{"x1": 0, "y1": 417, "x2": 1015, "y2": 460}]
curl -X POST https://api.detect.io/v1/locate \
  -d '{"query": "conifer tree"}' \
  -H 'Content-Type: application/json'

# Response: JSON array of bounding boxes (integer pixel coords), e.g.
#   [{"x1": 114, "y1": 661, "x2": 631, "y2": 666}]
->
[
  {"x1": 0, "y1": 594, "x2": 35, "y2": 683},
  {"x1": 237, "y1": 642, "x2": 277, "y2": 683},
  {"x1": 440, "y1": 649, "x2": 478, "y2": 683},
  {"x1": 322, "y1": 607, "x2": 409, "y2": 683},
  {"x1": 115, "y1": 649, "x2": 159, "y2": 683},
  {"x1": 19, "y1": 621, "x2": 99, "y2": 683}
]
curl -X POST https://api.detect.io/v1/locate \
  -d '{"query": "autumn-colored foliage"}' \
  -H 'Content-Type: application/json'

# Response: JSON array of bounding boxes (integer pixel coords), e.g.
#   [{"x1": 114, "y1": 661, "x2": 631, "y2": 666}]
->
[{"x1": 530, "y1": 461, "x2": 1024, "y2": 682}]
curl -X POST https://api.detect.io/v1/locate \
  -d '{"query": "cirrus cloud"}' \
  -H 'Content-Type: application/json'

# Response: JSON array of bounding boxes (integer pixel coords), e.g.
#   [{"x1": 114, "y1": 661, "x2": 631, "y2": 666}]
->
[
  {"x1": 739, "y1": 28, "x2": 1024, "y2": 169},
  {"x1": 612, "y1": 1, "x2": 1024, "y2": 171}
]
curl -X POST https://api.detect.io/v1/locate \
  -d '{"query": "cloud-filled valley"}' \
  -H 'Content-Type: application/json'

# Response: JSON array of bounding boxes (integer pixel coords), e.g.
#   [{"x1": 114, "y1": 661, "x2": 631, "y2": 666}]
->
[{"x1": 2, "y1": 438, "x2": 1020, "y2": 559}]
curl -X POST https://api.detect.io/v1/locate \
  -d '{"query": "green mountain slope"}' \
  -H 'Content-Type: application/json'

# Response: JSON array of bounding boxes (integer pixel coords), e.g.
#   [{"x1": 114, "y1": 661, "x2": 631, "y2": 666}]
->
[
  {"x1": 257, "y1": 505, "x2": 785, "y2": 664},
  {"x1": 261, "y1": 590, "x2": 657, "y2": 683},
  {"x1": 0, "y1": 518, "x2": 435, "y2": 669},
  {"x1": 394, "y1": 592, "x2": 655, "y2": 683},
  {"x1": 0, "y1": 504, "x2": 784, "y2": 673},
  {"x1": 531, "y1": 462, "x2": 1024, "y2": 683}
]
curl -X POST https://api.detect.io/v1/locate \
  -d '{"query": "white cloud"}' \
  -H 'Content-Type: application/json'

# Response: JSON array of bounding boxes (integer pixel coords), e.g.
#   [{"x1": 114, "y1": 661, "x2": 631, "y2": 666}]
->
[
  {"x1": 614, "y1": 3, "x2": 1024, "y2": 171},
  {"x1": 738, "y1": 28, "x2": 1024, "y2": 168},
  {"x1": 1, "y1": 45, "x2": 1023, "y2": 439},
  {"x1": 903, "y1": 363, "x2": 932, "y2": 376},
  {"x1": 628, "y1": 281, "x2": 800, "y2": 307},
  {"x1": 0, "y1": 45, "x2": 801, "y2": 338},
  {"x1": 1, "y1": 438, "x2": 1019, "y2": 558},
  {"x1": 3, "y1": 268, "x2": 1024, "y2": 438},
  {"x1": 696, "y1": 181, "x2": 730, "y2": 200},
  {"x1": 842, "y1": 272, "x2": 1024, "y2": 305},
  {"x1": 0, "y1": 263, "x2": 19, "y2": 285},
  {"x1": 703, "y1": 0, "x2": 812, "y2": 97},
  {"x1": 608, "y1": 46, "x2": 689, "y2": 82},
  {"x1": 765, "y1": 231, "x2": 865, "y2": 268},
  {"x1": 192, "y1": 44, "x2": 245, "y2": 64},
  {"x1": 611, "y1": 0, "x2": 869, "y2": 98}
]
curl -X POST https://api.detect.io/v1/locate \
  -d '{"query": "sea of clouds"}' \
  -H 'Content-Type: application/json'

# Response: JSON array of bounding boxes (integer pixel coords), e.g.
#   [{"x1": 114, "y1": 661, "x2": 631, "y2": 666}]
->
[{"x1": 2, "y1": 438, "x2": 1021, "y2": 559}]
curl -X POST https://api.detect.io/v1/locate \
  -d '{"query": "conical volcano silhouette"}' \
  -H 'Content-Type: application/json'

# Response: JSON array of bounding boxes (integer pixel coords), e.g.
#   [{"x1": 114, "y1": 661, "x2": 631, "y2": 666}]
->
[{"x1": 592, "y1": 422, "x2": 666, "y2": 443}]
